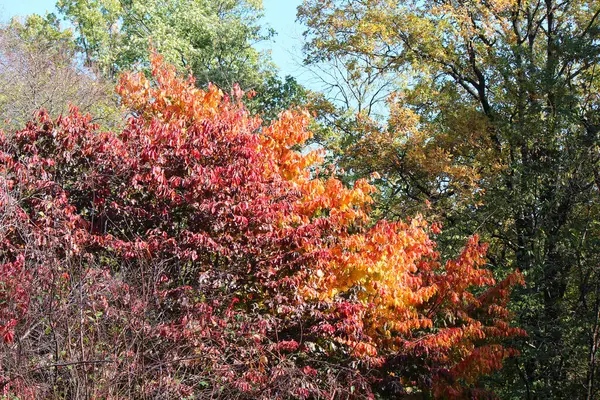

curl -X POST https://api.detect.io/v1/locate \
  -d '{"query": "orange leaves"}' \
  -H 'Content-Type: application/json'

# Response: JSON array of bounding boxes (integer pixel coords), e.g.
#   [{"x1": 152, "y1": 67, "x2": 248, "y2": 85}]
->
[
  {"x1": 259, "y1": 109, "x2": 322, "y2": 182},
  {"x1": 117, "y1": 51, "x2": 226, "y2": 123},
  {"x1": 293, "y1": 176, "x2": 375, "y2": 227},
  {"x1": 305, "y1": 216, "x2": 437, "y2": 338},
  {"x1": 262, "y1": 109, "x2": 313, "y2": 149},
  {"x1": 112, "y1": 51, "x2": 526, "y2": 397},
  {"x1": 302, "y1": 208, "x2": 524, "y2": 394},
  {"x1": 259, "y1": 108, "x2": 375, "y2": 227},
  {"x1": 438, "y1": 235, "x2": 496, "y2": 299}
]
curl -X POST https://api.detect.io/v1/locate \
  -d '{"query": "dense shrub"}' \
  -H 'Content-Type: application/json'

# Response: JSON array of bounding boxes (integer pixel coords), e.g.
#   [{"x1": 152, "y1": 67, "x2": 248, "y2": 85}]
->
[{"x1": 0, "y1": 53, "x2": 524, "y2": 399}]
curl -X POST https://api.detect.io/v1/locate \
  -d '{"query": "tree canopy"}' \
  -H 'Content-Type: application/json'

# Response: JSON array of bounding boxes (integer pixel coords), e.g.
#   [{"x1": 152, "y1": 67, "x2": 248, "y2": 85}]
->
[
  {"x1": 57, "y1": 0, "x2": 274, "y2": 90},
  {"x1": 0, "y1": 15, "x2": 119, "y2": 129},
  {"x1": 299, "y1": 0, "x2": 600, "y2": 397}
]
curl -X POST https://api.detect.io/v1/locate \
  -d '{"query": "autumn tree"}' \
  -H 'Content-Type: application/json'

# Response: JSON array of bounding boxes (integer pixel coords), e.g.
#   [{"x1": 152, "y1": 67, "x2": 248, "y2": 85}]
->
[
  {"x1": 299, "y1": 0, "x2": 600, "y2": 397},
  {"x1": 0, "y1": 52, "x2": 523, "y2": 399}
]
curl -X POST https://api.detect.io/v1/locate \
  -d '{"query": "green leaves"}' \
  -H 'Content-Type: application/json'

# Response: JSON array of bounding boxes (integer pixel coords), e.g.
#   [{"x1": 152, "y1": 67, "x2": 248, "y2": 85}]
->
[{"x1": 58, "y1": 0, "x2": 274, "y2": 90}]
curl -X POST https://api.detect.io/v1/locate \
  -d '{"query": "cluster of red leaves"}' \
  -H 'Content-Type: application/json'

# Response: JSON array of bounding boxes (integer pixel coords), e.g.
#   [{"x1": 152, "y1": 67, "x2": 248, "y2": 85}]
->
[{"x1": 0, "y1": 53, "x2": 525, "y2": 399}]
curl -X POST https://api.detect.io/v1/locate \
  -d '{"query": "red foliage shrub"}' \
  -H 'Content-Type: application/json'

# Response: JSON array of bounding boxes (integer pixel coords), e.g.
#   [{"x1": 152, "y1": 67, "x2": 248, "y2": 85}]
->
[{"x1": 0, "y1": 53, "x2": 524, "y2": 399}]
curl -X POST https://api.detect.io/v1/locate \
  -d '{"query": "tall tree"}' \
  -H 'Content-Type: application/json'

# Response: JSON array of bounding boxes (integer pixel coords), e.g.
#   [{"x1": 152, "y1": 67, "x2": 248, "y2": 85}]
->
[
  {"x1": 57, "y1": 0, "x2": 274, "y2": 91},
  {"x1": 299, "y1": 0, "x2": 600, "y2": 398}
]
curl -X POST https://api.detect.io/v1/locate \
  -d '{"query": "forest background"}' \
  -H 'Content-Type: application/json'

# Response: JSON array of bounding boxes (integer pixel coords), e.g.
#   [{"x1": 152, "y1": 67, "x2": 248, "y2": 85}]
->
[{"x1": 1, "y1": 0, "x2": 599, "y2": 399}]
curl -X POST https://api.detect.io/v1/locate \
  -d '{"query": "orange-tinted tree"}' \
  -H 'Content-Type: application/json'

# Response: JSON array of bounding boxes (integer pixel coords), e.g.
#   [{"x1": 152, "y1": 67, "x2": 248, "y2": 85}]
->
[{"x1": 0, "y1": 53, "x2": 523, "y2": 399}]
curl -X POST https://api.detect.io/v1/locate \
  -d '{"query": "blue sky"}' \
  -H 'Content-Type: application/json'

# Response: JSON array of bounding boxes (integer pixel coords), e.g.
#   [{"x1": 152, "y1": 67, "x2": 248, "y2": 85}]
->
[
  {"x1": 259, "y1": 0, "x2": 307, "y2": 79},
  {"x1": 0, "y1": 0, "x2": 307, "y2": 80},
  {"x1": 0, "y1": 0, "x2": 57, "y2": 22}
]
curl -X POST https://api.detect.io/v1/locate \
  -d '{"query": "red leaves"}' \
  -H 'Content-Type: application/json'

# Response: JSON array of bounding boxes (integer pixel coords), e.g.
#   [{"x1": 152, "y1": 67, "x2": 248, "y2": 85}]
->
[
  {"x1": 275, "y1": 340, "x2": 300, "y2": 352},
  {"x1": 0, "y1": 52, "x2": 524, "y2": 399},
  {"x1": 0, "y1": 319, "x2": 16, "y2": 344}
]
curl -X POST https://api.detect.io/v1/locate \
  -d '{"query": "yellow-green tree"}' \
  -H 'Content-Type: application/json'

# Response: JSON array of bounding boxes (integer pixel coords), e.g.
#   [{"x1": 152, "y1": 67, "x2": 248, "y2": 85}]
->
[{"x1": 299, "y1": 0, "x2": 600, "y2": 398}]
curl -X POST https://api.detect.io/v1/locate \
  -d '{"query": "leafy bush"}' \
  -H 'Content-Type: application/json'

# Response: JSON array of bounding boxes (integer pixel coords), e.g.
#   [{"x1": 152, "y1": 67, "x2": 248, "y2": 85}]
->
[{"x1": 0, "y1": 53, "x2": 524, "y2": 399}]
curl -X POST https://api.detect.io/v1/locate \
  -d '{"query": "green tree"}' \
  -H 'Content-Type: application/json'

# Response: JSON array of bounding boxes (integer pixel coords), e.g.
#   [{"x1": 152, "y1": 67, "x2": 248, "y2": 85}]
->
[
  {"x1": 57, "y1": 0, "x2": 274, "y2": 91},
  {"x1": 299, "y1": 0, "x2": 600, "y2": 398},
  {"x1": 247, "y1": 75, "x2": 309, "y2": 123}
]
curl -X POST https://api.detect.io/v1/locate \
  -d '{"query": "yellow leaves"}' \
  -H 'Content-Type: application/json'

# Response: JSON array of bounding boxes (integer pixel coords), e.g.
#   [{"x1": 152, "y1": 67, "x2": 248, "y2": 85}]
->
[
  {"x1": 388, "y1": 96, "x2": 420, "y2": 135},
  {"x1": 484, "y1": 0, "x2": 519, "y2": 13},
  {"x1": 303, "y1": 216, "x2": 442, "y2": 340},
  {"x1": 347, "y1": 93, "x2": 506, "y2": 219}
]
